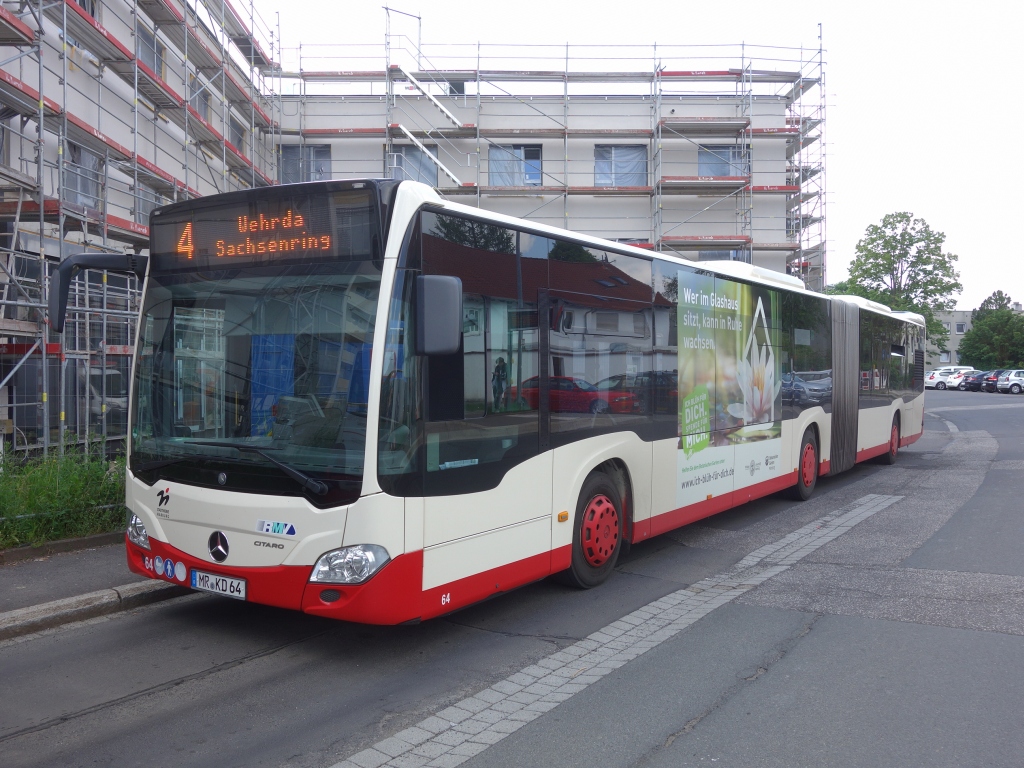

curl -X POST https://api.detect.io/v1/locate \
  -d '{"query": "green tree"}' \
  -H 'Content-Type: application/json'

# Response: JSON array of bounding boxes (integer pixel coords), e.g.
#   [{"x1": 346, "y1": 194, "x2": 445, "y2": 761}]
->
[
  {"x1": 957, "y1": 305, "x2": 1024, "y2": 370},
  {"x1": 549, "y1": 240, "x2": 598, "y2": 263},
  {"x1": 432, "y1": 215, "x2": 515, "y2": 254},
  {"x1": 827, "y1": 212, "x2": 962, "y2": 354},
  {"x1": 973, "y1": 290, "x2": 1012, "y2": 322}
]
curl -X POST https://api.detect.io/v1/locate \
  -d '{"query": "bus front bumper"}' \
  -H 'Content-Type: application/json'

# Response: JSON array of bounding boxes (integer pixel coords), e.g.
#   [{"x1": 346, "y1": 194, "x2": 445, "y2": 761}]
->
[{"x1": 125, "y1": 535, "x2": 424, "y2": 624}]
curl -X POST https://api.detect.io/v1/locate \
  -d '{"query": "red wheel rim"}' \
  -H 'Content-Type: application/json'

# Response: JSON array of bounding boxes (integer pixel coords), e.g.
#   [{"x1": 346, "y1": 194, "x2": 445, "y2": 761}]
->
[
  {"x1": 800, "y1": 442, "x2": 816, "y2": 487},
  {"x1": 890, "y1": 424, "x2": 899, "y2": 456},
  {"x1": 581, "y1": 494, "x2": 619, "y2": 567}
]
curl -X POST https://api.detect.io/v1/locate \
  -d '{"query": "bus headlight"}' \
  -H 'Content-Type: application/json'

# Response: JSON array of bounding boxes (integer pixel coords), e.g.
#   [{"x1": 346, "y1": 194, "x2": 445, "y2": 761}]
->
[
  {"x1": 310, "y1": 545, "x2": 390, "y2": 584},
  {"x1": 127, "y1": 512, "x2": 150, "y2": 550}
]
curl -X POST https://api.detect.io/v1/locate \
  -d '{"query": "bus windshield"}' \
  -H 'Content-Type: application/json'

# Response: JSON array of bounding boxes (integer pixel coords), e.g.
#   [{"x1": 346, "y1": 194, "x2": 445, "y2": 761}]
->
[{"x1": 132, "y1": 184, "x2": 386, "y2": 505}]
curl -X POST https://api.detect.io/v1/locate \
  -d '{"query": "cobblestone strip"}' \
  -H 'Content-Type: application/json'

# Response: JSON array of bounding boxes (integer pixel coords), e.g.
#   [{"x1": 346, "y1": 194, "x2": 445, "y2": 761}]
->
[{"x1": 329, "y1": 494, "x2": 902, "y2": 768}]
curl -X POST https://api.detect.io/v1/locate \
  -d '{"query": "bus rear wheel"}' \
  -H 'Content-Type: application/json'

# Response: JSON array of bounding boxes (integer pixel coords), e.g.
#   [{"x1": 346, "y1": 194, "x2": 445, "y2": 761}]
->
[
  {"x1": 790, "y1": 428, "x2": 818, "y2": 501},
  {"x1": 562, "y1": 473, "x2": 623, "y2": 589}
]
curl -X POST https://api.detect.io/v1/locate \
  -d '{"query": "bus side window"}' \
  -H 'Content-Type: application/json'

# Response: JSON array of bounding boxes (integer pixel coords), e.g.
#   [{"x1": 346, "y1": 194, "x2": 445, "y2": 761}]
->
[{"x1": 417, "y1": 212, "x2": 542, "y2": 492}]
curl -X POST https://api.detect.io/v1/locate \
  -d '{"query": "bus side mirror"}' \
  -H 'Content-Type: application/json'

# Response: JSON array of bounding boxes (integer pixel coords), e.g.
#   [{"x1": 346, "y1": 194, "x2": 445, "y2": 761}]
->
[
  {"x1": 416, "y1": 275, "x2": 462, "y2": 355},
  {"x1": 49, "y1": 253, "x2": 148, "y2": 333}
]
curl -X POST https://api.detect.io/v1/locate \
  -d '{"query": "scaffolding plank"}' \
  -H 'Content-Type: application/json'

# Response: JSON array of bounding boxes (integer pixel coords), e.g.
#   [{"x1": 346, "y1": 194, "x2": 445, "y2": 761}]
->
[
  {"x1": 659, "y1": 117, "x2": 749, "y2": 137},
  {"x1": 65, "y1": 112, "x2": 133, "y2": 160},
  {"x1": 106, "y1": 59, "x2": 185, "y2": 110},
  {"x1": 0, "y1": 69, "x2": 61, "y2": 117},
  {"x1": 659, "y1": 176, "x2": 749, "y2": 195},
  {"x1": 659, "y1": 235, "x2": 751, "y2": 250},
  {"x1": 302, "y1": 127, "x2": 387, "y2": 138},
  {"x1": 0, "y1": 6, "x2": 34, "y2": 46},
  {"x1": 753, "y1": 242, "x2": 800, "y2": 251},
  {"x1": 44, "y1": 0, "x2": 132, "y2": 62},
  {"x1": 751, "y1": 185, "x2": 799, "y2": 194},
  {"x1": 131, "y1": 154, "x2": 181, "y2": 195},
  {"x1": 751, "y1": 127, "x2": 800, "y2": 137},
  {"x1": 222, "y1": 66, "x2": 274, "y2": 128},
  {"x1": 0, "y1": 162, "x2": 38, "y2": 191},
  {"x1": 300, "y1": 70, "x2": 387, "y2": 82},
  {"x1": 0, "y1": 323, "x2": 40, "y2": 337},
  {"x1": 138, "y1": 0, "x2": 183, "y2": 28},
  {"x1": 105, "y1": 213, "x2": 149, "y2": 242}
]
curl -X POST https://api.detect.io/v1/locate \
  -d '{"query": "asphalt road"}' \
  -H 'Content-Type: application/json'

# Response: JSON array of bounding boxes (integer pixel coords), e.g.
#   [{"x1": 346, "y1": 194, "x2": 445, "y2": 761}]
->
[{"x1": 1, "y1": 388, "x2": 1023, "y2": 768}]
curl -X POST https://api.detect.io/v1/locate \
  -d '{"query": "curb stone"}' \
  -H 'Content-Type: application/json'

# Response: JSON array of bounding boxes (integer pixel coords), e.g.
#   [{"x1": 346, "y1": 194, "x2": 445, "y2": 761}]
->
[
  {"x1": 0, "y1": 580, "x2": 189, "y2": 640},
  {"x1": 0, "y1": 531, "x2": 126, "y2": 565}
]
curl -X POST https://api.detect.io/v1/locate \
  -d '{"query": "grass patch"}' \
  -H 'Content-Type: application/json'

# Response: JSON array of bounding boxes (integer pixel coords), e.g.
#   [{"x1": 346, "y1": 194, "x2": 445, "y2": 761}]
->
[{"x1": 0, "y1": 452, "x2": 126, "y2": 549}]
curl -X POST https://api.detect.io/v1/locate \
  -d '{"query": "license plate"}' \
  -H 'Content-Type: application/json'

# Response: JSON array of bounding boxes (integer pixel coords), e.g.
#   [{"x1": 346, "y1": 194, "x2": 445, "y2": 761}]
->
[{"x1": 191, "y1": 569, "x2": 246, "y2": 600}]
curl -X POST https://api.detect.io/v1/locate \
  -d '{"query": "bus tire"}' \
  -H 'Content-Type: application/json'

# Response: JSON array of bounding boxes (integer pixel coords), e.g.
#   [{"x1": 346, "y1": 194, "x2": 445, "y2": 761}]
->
[
  {"x1": 562, "y1": 472, "x2": 623, "y2": 589},
  {"x1": 790, "y1": 428, "x2": 818, "y2": 501},
  {"x1": 879, "y1": 415, "x2": 900, "y2": 465}
]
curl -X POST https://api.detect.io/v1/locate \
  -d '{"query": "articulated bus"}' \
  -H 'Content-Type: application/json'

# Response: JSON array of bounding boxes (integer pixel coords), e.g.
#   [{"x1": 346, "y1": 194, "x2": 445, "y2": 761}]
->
[{"x1": 51, "y1": 179, "x2": 926, "y2": 624}]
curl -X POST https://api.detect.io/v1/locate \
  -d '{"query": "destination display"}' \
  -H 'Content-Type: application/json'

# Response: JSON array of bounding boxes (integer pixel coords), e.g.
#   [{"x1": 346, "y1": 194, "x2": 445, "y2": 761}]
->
[{"x1": 149, "y1": 188, "x2": 377, "y2": 271}]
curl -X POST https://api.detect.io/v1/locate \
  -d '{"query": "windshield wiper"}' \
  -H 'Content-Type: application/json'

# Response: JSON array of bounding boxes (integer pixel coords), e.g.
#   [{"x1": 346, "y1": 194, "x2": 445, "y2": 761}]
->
[
  {"x1": 132, "y1": 455, "x2": 196, "y2": 473},
  {"x1": 190, "y1": 441, "x2": 329, "y2": 495}
]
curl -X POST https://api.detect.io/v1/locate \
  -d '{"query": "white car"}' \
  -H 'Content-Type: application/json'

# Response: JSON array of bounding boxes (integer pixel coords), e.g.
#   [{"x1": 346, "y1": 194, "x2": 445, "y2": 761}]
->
[
  {"x1": 926, "y1": 366, "x2": 973, "y2": 390},
  {"x1": 947, "y1": 369, "x2": 979, "y2": 391},
  {"x1": 996, "y1": 370, "x2": 1024, "y2": 394}
]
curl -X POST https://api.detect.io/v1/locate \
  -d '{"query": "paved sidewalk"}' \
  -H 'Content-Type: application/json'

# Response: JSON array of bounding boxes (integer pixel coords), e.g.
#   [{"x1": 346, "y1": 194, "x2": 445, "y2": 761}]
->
[
  {"x1": 0, "y1": 539, "x2": 187, "y2": 640},
  {"x1": 0, "y1": 541, "x2": 143, "y2": 613}
]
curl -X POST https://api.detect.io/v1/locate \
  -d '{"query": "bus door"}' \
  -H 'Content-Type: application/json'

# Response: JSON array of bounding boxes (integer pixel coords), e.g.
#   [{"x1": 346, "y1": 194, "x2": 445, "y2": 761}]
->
[{"x1": 417, "y1": 213, "x2": 552, "y2": 605}]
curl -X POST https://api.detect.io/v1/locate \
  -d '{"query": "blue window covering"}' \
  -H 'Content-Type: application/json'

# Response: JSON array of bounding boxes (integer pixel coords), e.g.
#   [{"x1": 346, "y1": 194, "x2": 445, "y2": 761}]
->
[{"x1": 250, "y1": 334, "x2": 295, "y2": 436}]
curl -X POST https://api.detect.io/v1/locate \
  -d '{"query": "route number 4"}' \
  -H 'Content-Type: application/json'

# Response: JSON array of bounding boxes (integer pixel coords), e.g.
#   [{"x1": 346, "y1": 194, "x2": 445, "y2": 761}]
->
[{"x1": 441, "y1": 593, "x2": 451, "y2": 606}]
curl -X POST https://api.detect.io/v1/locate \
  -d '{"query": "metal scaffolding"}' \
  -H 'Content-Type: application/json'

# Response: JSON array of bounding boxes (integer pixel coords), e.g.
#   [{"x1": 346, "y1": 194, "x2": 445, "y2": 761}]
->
[
  {"x1": 0, "y1": 0, "x2": 281, "y2": 454},
  {"x1": 277, "y1": 37, "x2": 825, "y2": 286}
]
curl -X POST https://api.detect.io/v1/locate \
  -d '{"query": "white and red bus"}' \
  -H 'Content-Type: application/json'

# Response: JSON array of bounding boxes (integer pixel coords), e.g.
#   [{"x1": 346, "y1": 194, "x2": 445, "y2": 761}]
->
[{"x1": 51, "y1": 179, "x2": 926, "y2": 624}]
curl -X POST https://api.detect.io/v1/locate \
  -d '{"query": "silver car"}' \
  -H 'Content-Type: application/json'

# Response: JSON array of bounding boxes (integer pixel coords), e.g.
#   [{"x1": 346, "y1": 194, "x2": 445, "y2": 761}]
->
[{"x1": 996, "y1": 370, "x2": 1024, "y2": 394}]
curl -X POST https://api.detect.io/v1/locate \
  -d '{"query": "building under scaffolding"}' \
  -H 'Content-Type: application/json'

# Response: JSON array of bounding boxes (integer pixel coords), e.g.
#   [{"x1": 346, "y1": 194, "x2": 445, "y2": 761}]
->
[
  {"x1": 0, "y1": 1, "x2": 824, "y2": 455},
  {"x1": 0, "y1": 0, "x2": 280, "y2": 454}
]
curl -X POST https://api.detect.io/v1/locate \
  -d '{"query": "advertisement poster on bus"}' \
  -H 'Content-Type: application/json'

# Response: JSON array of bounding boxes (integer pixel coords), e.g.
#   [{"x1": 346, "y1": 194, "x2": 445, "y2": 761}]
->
[{"x1": 676, "y1": 270, "x2": 786, "y2": 507}]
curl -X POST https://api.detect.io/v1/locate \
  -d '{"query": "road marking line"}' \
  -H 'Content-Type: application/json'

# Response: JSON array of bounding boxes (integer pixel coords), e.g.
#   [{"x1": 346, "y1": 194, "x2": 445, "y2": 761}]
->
[
  {"x1": 328, "y1": 494, "x2": 902, "y2": 768},
  {"x1": 925, "y1": 411, "x2": 959, "y2": 432},
  {"x1": 925, "y1": 403, "x2": 1024, "y2": 413}
]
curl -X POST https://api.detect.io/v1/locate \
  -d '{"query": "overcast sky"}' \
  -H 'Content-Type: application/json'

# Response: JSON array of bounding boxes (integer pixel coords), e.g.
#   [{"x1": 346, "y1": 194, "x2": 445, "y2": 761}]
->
[{"x1": 254, "y1": 0, "x2": 1023, "y2": 310}]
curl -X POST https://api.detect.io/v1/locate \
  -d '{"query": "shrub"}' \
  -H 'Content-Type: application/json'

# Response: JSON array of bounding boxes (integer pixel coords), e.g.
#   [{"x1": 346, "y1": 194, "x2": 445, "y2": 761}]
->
[{"x1": 0, "y1": 452, "x2": 126, "y2": 549}]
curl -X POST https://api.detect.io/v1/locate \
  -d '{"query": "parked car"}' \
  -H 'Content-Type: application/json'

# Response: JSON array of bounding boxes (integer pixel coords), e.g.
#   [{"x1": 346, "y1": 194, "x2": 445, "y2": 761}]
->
[
  {"x1": 927, "y1": 366, "x2": 975, "y2": 389},
  {"x1": 996, "y1": 370, "x2": 1024, "y2": 394},
  {"x1": 947, "y1": 369, "x2": 979, "y2": 391},
  {"x1": 595, "y1": 371, "x2": 678, "y2": 414},
  {"x1": 961, "y1": 370, "x2": 990, "y2": 392},
  {"x1": 981, "y1": 370, "x2": 1008, "y2": 392},
  {"x1": 926, "y1": 370, "x2": 953, "y2": 390},
  {"x1": 511, "y1": 376, "x2": 639, "y2": 413}
]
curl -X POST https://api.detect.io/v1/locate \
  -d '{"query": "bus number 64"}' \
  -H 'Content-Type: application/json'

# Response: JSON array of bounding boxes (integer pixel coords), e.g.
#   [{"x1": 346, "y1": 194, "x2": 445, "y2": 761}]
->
[{"x1": 441, "y1": 593, "x2": 451, "y2": 606}]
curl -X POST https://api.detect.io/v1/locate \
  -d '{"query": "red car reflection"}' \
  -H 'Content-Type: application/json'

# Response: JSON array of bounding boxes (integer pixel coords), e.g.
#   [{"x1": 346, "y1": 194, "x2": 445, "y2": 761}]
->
[{"x1": 510, "y1": 376, "x2": 639, "y2": 413}]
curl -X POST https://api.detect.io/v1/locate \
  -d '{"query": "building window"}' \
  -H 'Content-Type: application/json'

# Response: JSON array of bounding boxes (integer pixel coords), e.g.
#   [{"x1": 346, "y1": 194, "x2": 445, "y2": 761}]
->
[
  {"x1": 74, "y1": 0, "x2": 97, "y2": 17},
  {"x1": 189, "y1": 76, "x2": 212, "y2": 122},
  {"x1": 939, "y1": 351, "x2": 951, "y2": 363},
  {"x1": 138, "y1": 26, "x2": 164, "y2": 79},
  {"x1": 63, "y1": 142, "x2": 101, "y2": 210},
  {"x1": 697, "y1": 145, "x2": 749, "y2": 177},
  {"x1": 281, "y1": 144, "x2": 331, "y2": 183},
  {"x1": 136, "y1": 182, "x2": 163, "y2": 223},
  {"x1": 942, "y1": 321, "x2": 950, "y2": 331},
  {"x1": 488, "y1": 145, "x2": 541, "y2": 186},
  {"x1": 392, "y1": 145, "x2": 438, "y2": 186},
  {"x1": 595, "y1": 145, "x2": 647, "y2": 187},
  {"x1": 229, "y1": 117, "x2": 246, "y2": 151},
  {"x1": 955, "y1": 322, "x2": 967, "y2": 334}
]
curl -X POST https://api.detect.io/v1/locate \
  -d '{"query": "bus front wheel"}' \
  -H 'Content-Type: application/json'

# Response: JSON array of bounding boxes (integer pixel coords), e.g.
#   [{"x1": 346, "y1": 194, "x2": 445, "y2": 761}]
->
[
  {"x1": 790, "y1": 429, "x2": 819, "y2": 501},
  {"x1": 562, "y1": 473, "x2": 623, "y2": 589}
]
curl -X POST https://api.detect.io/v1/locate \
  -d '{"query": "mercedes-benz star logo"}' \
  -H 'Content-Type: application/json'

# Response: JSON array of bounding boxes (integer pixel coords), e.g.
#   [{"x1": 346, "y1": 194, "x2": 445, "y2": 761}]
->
[{"x1": 208, "y1": 531, "x2": 229, "y2": 563}]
